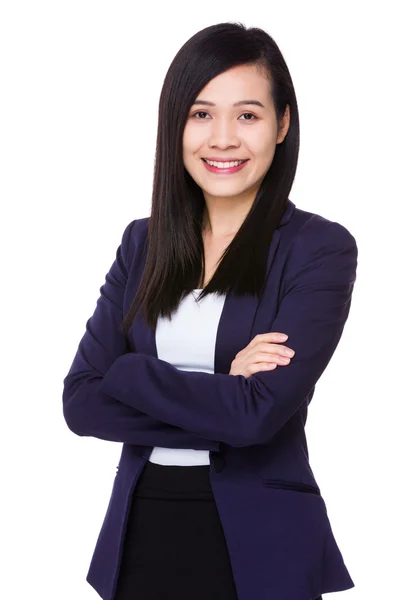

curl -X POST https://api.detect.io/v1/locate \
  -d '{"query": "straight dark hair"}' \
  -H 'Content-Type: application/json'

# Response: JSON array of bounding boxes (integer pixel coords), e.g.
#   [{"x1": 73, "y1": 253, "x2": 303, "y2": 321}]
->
[{"x1": 121, "y1": 21, "x2": 300, "y2": 336}]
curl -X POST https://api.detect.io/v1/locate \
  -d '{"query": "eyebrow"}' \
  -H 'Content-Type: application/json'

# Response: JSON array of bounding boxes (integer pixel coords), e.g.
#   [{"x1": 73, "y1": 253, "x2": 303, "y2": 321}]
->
[{"x1": 191, "y1": 99, "x2": 265, "y2": 108}]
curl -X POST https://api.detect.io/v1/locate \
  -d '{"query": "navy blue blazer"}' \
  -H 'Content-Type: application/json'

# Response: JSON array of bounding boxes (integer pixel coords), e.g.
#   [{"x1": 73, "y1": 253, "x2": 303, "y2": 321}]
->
[{"x1": 63, "y1": 199, "x2": 357, "y2": 600}]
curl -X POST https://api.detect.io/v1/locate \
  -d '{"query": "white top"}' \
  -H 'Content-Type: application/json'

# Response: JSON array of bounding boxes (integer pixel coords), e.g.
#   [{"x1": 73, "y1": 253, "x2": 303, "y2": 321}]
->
[{"x1": 149, "y1": 289, "x2": 226, "y2": 465}]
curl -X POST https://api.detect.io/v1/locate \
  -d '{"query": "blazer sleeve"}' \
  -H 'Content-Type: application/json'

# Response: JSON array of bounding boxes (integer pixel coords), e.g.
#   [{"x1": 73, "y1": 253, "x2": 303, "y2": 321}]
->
[
  {"x1": 62, "y1": 219, "x2": 220, "y2": 451},
  {"x1": 99, "y1": 218, "x2": 358, "y2": 448}
]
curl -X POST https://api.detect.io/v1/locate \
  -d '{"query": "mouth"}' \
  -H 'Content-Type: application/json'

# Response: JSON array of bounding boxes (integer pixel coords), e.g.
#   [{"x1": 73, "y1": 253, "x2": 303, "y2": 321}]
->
[
  {"x1": 202, "y1": 158, "x2": 248, "y2": 167},
  {"x1": 201, "y1": 158, "x2": 249, "y2": 174}
]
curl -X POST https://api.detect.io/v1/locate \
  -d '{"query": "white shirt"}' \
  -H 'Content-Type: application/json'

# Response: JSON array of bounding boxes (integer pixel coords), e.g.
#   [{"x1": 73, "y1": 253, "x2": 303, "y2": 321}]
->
[{"x1": 149, "y1": 289, "x2": 226, "y2": 465}]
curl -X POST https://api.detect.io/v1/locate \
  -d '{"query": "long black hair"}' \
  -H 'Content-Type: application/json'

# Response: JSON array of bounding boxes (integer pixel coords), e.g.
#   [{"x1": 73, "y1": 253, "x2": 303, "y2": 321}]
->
[{"x1": 121, "y1": 21, "x2": 300, "y2": 335}]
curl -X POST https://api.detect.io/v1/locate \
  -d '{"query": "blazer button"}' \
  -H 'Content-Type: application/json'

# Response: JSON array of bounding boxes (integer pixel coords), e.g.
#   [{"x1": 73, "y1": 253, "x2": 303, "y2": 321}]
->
[{"x1": 212, "y1": 455, "x2": 226, "y2": 473}]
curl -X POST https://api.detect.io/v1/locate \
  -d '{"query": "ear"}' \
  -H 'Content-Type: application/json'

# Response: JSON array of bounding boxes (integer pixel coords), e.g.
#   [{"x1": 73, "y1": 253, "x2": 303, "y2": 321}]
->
[{"x1": 276, "y1": 104, "x2": 291, "y2": 144}]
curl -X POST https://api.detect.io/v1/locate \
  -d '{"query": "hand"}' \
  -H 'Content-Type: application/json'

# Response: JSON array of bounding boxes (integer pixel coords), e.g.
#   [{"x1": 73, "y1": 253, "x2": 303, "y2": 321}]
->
[{"x1": 229, "y1": 332, "x2": 295, "y2": 378}]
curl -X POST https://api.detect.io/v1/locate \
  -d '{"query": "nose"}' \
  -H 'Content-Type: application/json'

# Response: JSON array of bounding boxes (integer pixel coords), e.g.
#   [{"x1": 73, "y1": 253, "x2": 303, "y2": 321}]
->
[{"x1": 208, "y1": 118, "x2": 240, "y2": 150}]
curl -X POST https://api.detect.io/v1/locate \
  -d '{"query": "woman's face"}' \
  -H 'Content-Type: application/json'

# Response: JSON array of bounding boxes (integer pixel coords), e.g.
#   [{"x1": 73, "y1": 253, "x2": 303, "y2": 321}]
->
[{"x1": 182, "y1": 64, "x2": 290, "y2": 205}]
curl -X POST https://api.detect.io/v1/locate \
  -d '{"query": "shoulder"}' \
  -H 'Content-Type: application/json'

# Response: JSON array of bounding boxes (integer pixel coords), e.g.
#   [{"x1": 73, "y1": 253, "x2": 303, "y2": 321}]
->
[
  {"x1": 286, "y1": 204, "x2": 357, "y2": 254},
  {"x1": 119, "y1": 216, "x2": 150, "y2": 266},
  {"x1": 281, "y1": 205, "x2": 358, "y2": 288}
]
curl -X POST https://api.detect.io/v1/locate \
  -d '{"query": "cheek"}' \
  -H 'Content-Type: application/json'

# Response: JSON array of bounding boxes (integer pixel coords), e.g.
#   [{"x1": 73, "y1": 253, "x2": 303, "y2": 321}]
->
[
  {"x1": 254, "y1": 135, "x2": 277, "y2": 168},
  {"x1": 242, "y1": 126, "x2": 273, "y2": 154},
  {"x1": 261, "y1": 142, "x2": 276, "y2": 162},
  {"x1": 183, "y1": 125, "x2": 202, "y2": 152}
]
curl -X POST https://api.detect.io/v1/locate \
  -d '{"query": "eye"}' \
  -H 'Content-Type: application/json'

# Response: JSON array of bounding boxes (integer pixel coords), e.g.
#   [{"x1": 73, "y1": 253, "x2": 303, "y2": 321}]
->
[
  {"x1": 190, "y1": 111, "x2": 258, "y2": 121},
  {"x1": 191, "y1": 111, "x2": 211, "y2": 119},
  {"x1": 239, "y1": 113, "x2": 257, "y2": 121}
]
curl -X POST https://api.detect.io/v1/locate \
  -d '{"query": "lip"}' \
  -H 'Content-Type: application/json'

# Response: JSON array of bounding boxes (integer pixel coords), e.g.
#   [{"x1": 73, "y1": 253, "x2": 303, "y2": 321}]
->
[
  {"x1": 202, "y1": 157, "x2": 248, "y2": 162},
  {"x1": 202, "y1": 158, "x2": 249, "y2": 175}
]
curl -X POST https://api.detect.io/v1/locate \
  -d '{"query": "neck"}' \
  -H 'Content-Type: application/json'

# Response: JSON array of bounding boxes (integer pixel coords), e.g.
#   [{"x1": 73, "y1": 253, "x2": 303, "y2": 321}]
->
[{"x1": 201, "y1": 191, "x2": 256, "y2": 238}]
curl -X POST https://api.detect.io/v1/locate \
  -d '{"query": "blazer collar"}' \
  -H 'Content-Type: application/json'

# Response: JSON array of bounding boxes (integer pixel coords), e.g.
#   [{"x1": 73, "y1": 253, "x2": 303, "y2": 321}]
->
[{"x1": 279, "y1": 198, "x2": 296, "y2": 227}]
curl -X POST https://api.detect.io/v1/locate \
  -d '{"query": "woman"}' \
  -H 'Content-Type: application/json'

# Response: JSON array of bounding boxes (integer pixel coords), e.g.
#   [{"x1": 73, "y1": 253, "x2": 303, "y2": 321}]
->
[{"x1": 63, "y1": 22, "x2": 357, "y2": 600}]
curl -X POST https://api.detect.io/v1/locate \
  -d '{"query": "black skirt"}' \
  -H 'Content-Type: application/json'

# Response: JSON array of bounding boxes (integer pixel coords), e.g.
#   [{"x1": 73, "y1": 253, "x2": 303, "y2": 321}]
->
[
  {"x1": 114, "y1": 460, "x2": 238, "y2": 600},
  {"x1": 114, "y1": 461, "x2": 322, "y2": 600}
]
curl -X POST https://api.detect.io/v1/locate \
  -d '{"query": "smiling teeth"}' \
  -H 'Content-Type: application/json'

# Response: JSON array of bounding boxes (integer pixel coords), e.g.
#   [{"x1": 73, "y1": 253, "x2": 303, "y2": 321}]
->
[{"x1": 205, "y1": 159, "x2": 245, "y2": 168}]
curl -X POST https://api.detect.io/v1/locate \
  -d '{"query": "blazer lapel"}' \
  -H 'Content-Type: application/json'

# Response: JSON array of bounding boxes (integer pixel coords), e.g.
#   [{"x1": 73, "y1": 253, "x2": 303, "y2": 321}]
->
[{"x1": 215, "y1": 199, "x2": 296, "y2": 375}]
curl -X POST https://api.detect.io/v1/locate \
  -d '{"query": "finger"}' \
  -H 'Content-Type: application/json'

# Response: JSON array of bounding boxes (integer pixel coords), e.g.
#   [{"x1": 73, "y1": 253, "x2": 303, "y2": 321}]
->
[
  {"x1": 243, "y1": 362, "x2": 278, "y2": 378},
  {"x1": 255, "y1": 332, "x2": 288, "y2": 341},
  {"x1": 260, "y1": 343, "x2": 295, "y2": 357},
  {"x1": 251, "y1": 361, "x2": 277, "y2": 372},
  {"x1": 257, "y1": 352, "x2": 290, "y2": 364}
]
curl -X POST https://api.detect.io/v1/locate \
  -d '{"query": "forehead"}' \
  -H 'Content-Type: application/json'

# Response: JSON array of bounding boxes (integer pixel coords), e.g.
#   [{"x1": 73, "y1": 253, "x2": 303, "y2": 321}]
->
[{"x1": 195, "y1": 64, "x2": 272, "y2": 106}]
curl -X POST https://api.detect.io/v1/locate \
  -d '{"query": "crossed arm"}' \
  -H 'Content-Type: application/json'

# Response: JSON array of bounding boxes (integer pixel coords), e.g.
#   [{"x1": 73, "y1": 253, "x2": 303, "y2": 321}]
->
[
  {"x1": 63, "y1": 217, "x2": 357, "y2": 448},
  {"x1": 62, "y1": 220, "x2": 219, "y2": 450}
]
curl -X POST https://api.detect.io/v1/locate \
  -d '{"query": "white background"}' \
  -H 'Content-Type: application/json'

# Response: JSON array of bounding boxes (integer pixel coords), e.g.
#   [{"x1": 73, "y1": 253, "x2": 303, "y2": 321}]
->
[{"x1": 1, "y1": 2, "x2": 403, "y2": 599}]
